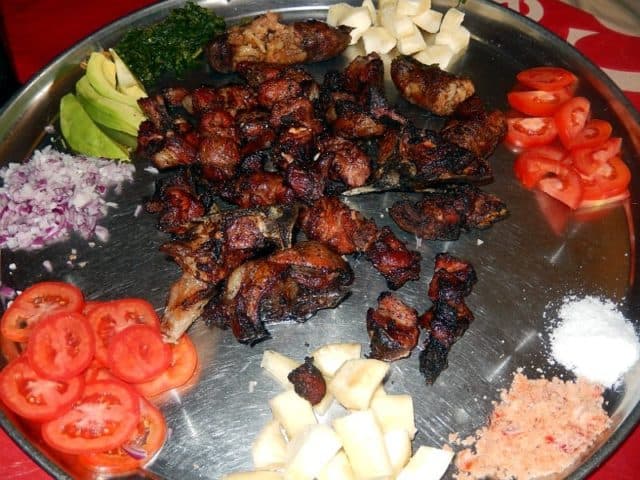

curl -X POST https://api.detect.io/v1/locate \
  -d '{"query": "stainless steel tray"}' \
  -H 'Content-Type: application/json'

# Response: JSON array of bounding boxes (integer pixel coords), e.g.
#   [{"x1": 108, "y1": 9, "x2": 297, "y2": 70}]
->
[{"x1": 2, "y1": 1, "x2": 640, "y2": 478}]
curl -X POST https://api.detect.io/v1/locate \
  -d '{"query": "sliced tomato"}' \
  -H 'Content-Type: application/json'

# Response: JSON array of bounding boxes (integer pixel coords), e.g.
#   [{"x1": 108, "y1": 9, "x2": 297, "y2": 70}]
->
[
  {"x1": 82, "y1": 301, "x2": 109, "y2": 317},
  {"x1": 41, "y1": 380, "x2": 140, "y2": 455},
  {"x1": 77, "y1": 397, "x2": 167, "y2": 474},
  {"x1": 135, "y1": 334, "x2": 198, "y2": 398},
  {"x1": 0, "y1": 357, "x2": 84, "y2": 422},
  {"x1": 87, "y1": 299, "x2": 161, "y2": 365},
  {"x1": 108, "y1": 325, "x2": 171, "y2": 384},
  {"x1": 555, "y1": 97, "x2": 591, "y2": 149},
  {"x1": 579, "y1": 156, "x2": 631, "y2": 202},
  {"x1": 507, "y1": 88, "x2": 572, "y2": 116},
  {"x1": 565, "y1": 119, "x2": 612, "y2": 150},
  {"x1": 84, "y1": 360, "x2": 118, "y2": 383},
  {"x1": 506, "y1": 117, "x2": 558, "y2": 148},
  {"x1": 517, "y1": 67, "x2": 577, "y2": 91},
  {"x1": 1, "y1": 282, "x2": 84, "y2": 343},
  {"x1": 571, "y1": 137, "x2": 622, "y2": 178},
  {"x1": 514, "y1": 155, "x2": 583, "y2": 209},
  {"x1": 27, "y1": 311, "x2": 95, "y2": 381}
]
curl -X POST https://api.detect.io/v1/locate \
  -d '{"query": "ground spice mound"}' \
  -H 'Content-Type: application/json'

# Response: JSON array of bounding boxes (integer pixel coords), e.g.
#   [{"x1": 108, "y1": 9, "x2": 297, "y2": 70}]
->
[{"x1": 453, "y1": 373, "x2": 611, "y2": 480}]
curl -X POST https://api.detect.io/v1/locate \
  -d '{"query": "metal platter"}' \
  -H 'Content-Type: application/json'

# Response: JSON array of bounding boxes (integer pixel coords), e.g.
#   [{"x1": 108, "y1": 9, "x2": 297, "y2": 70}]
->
[{"x1": 1, "y1": 0, "x2": 640, "y2": 478}]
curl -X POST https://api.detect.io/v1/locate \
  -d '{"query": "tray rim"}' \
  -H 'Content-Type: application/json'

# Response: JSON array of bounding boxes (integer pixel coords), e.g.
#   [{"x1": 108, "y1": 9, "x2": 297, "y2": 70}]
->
[{"x1": 1, "y1": 0, "x2": 640, "y2": 478}]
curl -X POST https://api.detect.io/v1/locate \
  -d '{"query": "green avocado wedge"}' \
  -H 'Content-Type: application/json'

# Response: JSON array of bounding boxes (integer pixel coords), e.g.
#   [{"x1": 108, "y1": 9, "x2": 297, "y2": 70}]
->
[
  {"x1": 60, "y1": 93, "x2": 130, "y2": 160},
  {"x1": 85, "y1": 52, "x2": 143, "y2": 108},
  {"x1": 75, "y1": 76, "x2": 145, "y2": 137}
]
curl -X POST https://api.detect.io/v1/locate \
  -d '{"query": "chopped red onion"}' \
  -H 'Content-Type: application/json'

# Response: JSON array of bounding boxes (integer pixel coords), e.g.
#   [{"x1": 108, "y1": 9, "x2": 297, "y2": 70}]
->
[
  {"x1": 122, "y1": 444, "x2": 147, "y2": 460},
  {"x1": 0, "y1": 146, "x2": 135, "y2": 251}
]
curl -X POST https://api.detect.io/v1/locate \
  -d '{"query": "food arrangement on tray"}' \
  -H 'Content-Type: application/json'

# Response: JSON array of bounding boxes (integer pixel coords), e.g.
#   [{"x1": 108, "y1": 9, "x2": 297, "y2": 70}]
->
[{"x1": 0, "y1": 1, "x2": 638, "y2": 479}]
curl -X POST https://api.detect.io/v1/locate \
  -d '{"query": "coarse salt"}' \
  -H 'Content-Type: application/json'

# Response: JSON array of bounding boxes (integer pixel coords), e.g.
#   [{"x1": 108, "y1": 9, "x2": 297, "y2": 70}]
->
[{"x1": 549, "y1": 295, "x2": 640, "y2": 388}]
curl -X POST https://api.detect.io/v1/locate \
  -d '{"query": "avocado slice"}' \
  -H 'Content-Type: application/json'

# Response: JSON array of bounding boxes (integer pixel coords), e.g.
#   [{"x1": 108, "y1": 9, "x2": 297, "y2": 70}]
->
[
  {"x1": 109, "y1": 48, "x2": 147, "y2": 99},
  {"x1": 85, "y1": 52, "x2": 142, "y2": 108},
  {"x1": 99, "y1": 126, "x2": 138, "y2": 149},
  {"x1": 60, "y1": 93, "x2": 130, "y2": 160},
  {"x1": 76, "y1": 76, "x2": 145, "y2": 137}
]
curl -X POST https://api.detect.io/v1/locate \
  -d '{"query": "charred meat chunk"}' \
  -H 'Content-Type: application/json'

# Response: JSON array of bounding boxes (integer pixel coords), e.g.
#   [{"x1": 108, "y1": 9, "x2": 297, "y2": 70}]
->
[
  {"x1": 206, "y1": 12, "x2": 351, "y2": 73},
  {"x1": 221, "y1": 171, "x2": 296, "y2": 208},
  {"x1": 316, "y1": 135, "x2": 371, "y2": 188},
  {"x1": 391, "y1": 56, "x2": 475, "y2": 116},
  {"x1": 389, "y1": 185, "x2": 508, "y2": 240},
  {"x1": 367, "y1": 292, "x2": 419, "y2": 361},
  {"x1": 419, "y1": 253, "x2": 477, "y2": 384},
  {"x1": 160, "y1": 204, "x2": 298, "y2": 285},
  {"x1": 440, "y1": 95, "x2": 507, "y2": 158},
  {"x1": 288, "y1": 357, "x2": 327, "y2": 405},
  {"x1": 365, "y1": 226, "x2": 421, "y2": 290},
  {"x1": 205, "y1": 241, "x2": 353, "y2": 345}
]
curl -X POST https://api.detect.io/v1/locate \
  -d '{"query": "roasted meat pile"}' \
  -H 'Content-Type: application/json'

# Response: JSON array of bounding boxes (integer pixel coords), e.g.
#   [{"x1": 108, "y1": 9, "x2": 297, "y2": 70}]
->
[{"x1": 139, "y1": 23, "x2": 507, "y2": 380}]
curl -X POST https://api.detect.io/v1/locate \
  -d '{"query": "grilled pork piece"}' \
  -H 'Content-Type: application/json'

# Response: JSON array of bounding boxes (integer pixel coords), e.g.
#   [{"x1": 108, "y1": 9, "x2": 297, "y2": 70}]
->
[
  {"x1": 162, "y1": 273, "x2": 215, "y2": 343},
  {"x1": 203, "y1": 241, "x2": 353, "y2": 345},
  {"x1": 220, "y1": 171, "x2": 296, "y2": 208},
  {"x1": 391, "y1": 56, "x2": 475, "y2": 116},
  {"x1": 160, "y1": 204, "x2": 298, "y2": 285},
  {"x1": 288, "y1": 357, "x2": 327, "y2": 405},
  {"x1": 145, "y1": 168, "x2": 206, "y2": 235},
  {"x1": 346, "y1": 124, "x2": 492, "y2": 195},
  {"x1": 206, "y1": 12, "x2": 351, "y2": 73},
  {"x1": 419, "y1": 253, "x2": 477, "y2": 384},
  {"x1": 389, "y1": 185, "x2": 508, "y2": 240},
  {"x1": 440, "y1": 95, "x2": 507, "y2": 158},
  {"x1": 367, "y1": 292, "x2": 419, "y2": 361},
  {"x1": 316, "y1": 135, "x2": 371, "y2": 188},
  {"x1": 299, "y1": 197, "x2": 420, "y2": 289}
]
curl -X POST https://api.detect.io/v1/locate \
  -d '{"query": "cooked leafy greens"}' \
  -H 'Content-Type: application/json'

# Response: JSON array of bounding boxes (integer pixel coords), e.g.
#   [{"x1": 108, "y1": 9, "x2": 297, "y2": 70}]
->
[{"x1": 115, "y1": 1, "x2": 225, "y2": 88}]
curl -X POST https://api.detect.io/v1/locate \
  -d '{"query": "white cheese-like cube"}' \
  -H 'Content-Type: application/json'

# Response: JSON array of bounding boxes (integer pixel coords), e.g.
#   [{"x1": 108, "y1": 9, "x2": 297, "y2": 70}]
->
[
  {"x1": 312, "y1": 343, "x2": 361, "y2": 378},
  {"x1": 371, "y1": 393, "x2": 417, "y2": 438},
  {"x1": 327, "y1": 3, "x2": 353, "y2": 27},
  {"x1": 285, "y1": 425, "x2": 343, "y2": 480},
  {"x1": 329, "y1": 358, "x2": 389, "y2": 410},
  {"x1": 333, "y1": 410, "x2": 393, "y2": 479},
  {"x1": 440, "y1": 7, "x2": 465, "y2": 31},
  {"x1": 269, "y1": 390, "x2": 317, "y2": 440},
  {"x1": 434, "y1": 25, "x2": 471, "y2": 54},
  {"x1": 394, "y1": 15, "x2": 416, "y2": 38},
  {"x1": 361, "y1": 0, "x2": 378, "y2": 25},
  {"x1": 318, "y1": 450, "x2": 356, "y2": 480},
  {"x1": 396, "y1": 0, "x2": 423, "y2": 17},
  {"x1": 412, "y1": 8, "x2": 443, "y2": 33},
  {"x1": 385, "y1": 430, "x2": 413, "y2": 474},
  {"x1": 379, "y1": 0, "x2": 398, "y2": 9},
  {"x1": 362, "y1": 27, "x2": 397, "y2": 54},
  {"x1": 252, "y1": 420, "x2": 288, "y2": 470},
  {"x1": 396, "y1": 445, "x2": 454, "y2": 480},
  {"x1": 413, "y1": 44, "x2": 456, "y2": 70},
  {"x1": 379, "y1": 6, "x2": 398, "y2": 36},
  {"x1": 397, "y1": 24, "x2": 428, "y2": 55},
  {"x1": 261, "y1": 350, "x2": 300, "y2": 389}
]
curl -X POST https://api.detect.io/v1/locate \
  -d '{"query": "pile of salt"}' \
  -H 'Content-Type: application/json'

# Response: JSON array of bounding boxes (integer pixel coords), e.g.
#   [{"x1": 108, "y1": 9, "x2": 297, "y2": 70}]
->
[{"x1": 549, "y1": 296, "x2": 640, "y2": 388}]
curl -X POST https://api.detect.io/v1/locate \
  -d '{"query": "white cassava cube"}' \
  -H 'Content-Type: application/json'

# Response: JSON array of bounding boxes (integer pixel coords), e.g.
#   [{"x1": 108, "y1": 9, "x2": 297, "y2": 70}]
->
[
  {"x1": 222, "y1": 472, "x2": 283, "y2": 480},
  {"x1": 333, "y1": 410, "x2": 393, "y2": 479},
  {"x1": 314, "y1": 390, "x2": 335, "y2": 416},
  {"x1": 396, "y1": 445, "x2": 454, "y2": 480},
  {"x1": 329, "y1": 358, "x2": 389, "y2": 410},
  {"x1": 397, "y1": 25, "x2": 427, "y2": 55},
  {"x1": 379, "y1": 0, "x2": 398, "y2": 9},
  {"x1": 269, "y1": 390, "x2": 317, "y2": 440},
  {"x1": 434, "y1": 25, "x2": 470, "y2": 54},
  {"x1": 318, "y1": 450, "x2": 356, "y2": 480},
  {"x1": 413, "y1": 44, "x2": 456, "y2": 70},
  {"x1": 261, "y1": 350, "x2": 300, "y2": 389},
  {"x1": 312, "y1": 343, "x2": 362, "y2": 378},
  {"x1": 327, "y1": 3, "x2": 352, "y2": 27},
  {"x1": 412, "y1": 9, "x2": 443, "y2": 33},
  {"x1": 396, "y1": 0, "x2": 423, "y2": 17},
  {"x1": 361, "y1": 0, "x2": 378, "y2": 25},
  {"x1": 379, "y1": 6, "x2": 398, "y2": 36},
  {"x1": 252, "y1": 420, "x2": 288, "y2": 470},
  {"x1": 285, "y1": 424, "x2": 343, "y2": 480},
  {"x1": 384, "y1": 430, "x2": 412, "y2": 474},
  {"x1": 371, "y1": 393, "x2": 417, "y2": 438},
  {"x1": 440, "y1": 8, "x2": 465, "y2": 31},
  {"x1": 362, "y1": 27, "x2": 397, "y2": 55},
  {"x1": 393, "y1": 15, "x2": 416, "y2": 38}
]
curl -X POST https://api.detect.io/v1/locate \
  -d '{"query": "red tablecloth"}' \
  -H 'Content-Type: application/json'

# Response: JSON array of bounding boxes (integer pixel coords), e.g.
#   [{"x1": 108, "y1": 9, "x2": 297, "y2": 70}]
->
[{"x1": 0, "y1": 1, "x2": 639, "y2": 479}]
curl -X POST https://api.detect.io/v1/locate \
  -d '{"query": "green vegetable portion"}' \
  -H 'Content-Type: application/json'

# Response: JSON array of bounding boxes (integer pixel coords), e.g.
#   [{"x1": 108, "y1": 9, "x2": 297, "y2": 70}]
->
[{"x1": 114, "y1": 1, "x2": 226, "y2": 88}]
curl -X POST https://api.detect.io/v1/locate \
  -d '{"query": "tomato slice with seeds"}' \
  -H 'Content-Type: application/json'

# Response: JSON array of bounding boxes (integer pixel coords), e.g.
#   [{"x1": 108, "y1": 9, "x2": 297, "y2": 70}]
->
[
  {"x1": 554, "y1": 97, "x2": 591, "y2": 149},
  {"x1": 571, "y1": 137, "x2": 623, "y2": 178},
  {"x1": 108, "y1": 325, "x2": 171, "y2": 384},
  {"x1": 565, "y1": 119, "x2": 612, "y2": 150},
  {"x1": 507, "y1": 88, "x2": 572, "y2": 117},
  {"x1": 514, "y1": 155, "x2": 583, "y2": 209},
  {"x1": 135, "y1": 334, "x2": 198, "y2": 398},
  {"x1": 0, "y1": 357, "x2": 84, "y2": 422},
  {"x1": 87, "y1": 299, "x2": 161, "y2": 365},
  {"x1": 41, "y1": 380, "x2": 140, "y2": 455},
  {"x1": 77, "y1": 397, "x2": 167, "y2": 474},
  {"x1": 1, "y1": 282, "x2": 84, "y2": 343},
  {"x1": 516, "y1": 67, "x2": 577, "y2": 91},
  {"x1": 506, "y1": 117, "x2": 558, "y2": 149},
  {"x1": 579, "y1": 156, "x2": 631, "y2": 203},
  {"x1": 27, "y1": 311, "x2": 95, "y2": 381}
]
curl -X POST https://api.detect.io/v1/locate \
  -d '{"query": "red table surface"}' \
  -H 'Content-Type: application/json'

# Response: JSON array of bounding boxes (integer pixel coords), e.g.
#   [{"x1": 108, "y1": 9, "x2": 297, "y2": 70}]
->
[{"x1": 0, "y1": 1, "x2": 639, "y2": 479}]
